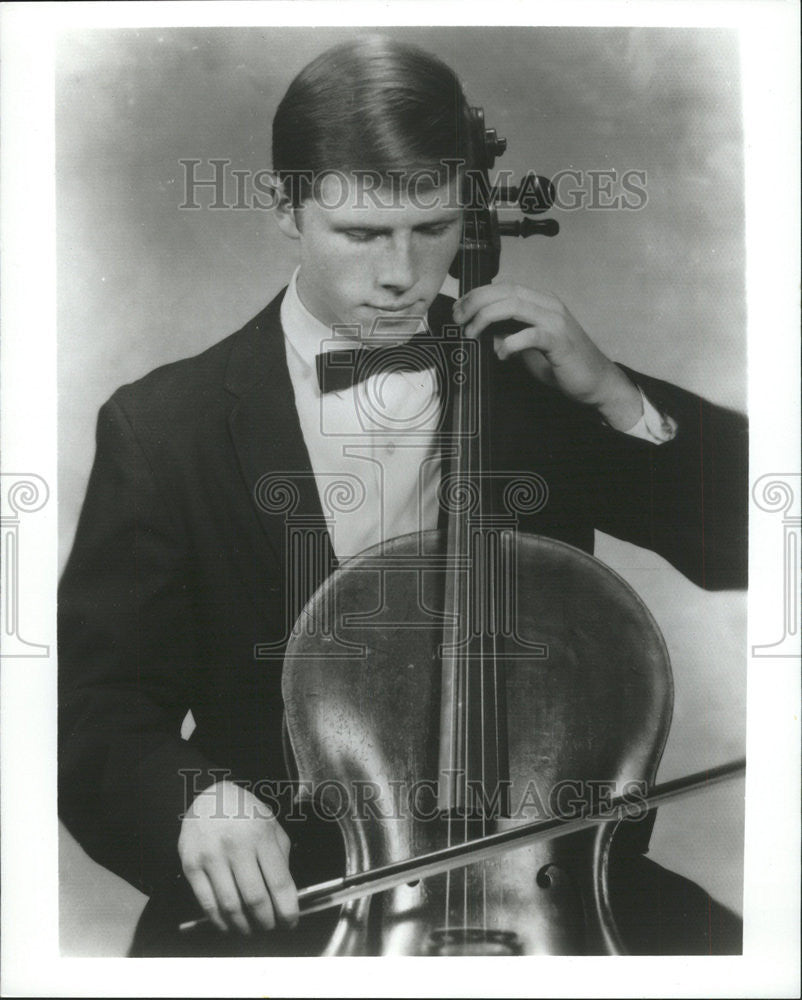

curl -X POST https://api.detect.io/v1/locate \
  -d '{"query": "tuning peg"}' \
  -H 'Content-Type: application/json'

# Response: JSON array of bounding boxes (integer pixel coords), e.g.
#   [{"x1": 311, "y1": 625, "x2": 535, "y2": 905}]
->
[
  {"x1": 484, "y1": 129, "x2": 507, "y2": 166},
  {"x1": 498, "y1": 217, "x2": 560, "y2": 238}
]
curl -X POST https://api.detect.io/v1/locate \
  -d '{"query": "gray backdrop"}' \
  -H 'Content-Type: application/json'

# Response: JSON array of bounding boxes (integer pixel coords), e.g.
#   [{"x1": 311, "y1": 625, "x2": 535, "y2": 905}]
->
[{"x1": 57, "y1": 26, "x2": 746, "y2": 955}]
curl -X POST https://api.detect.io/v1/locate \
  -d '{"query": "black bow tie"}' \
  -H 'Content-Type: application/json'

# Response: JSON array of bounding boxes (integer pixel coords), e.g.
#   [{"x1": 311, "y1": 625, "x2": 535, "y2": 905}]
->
[{"x1": 315, "y1": 330, "x2": 441, "y2": 394}]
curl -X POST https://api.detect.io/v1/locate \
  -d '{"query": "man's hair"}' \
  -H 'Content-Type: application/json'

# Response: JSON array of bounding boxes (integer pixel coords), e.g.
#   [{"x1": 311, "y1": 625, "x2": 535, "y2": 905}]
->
[{"x1": 272, "y1": 36, "x2": 477, "y2": 204}]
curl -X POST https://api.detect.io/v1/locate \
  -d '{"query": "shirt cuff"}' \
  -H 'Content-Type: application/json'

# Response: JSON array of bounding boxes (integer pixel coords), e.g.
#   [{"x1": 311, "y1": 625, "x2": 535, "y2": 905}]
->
[{"x1": 621, "y1": 387, "x2": 678, "y2": 444}]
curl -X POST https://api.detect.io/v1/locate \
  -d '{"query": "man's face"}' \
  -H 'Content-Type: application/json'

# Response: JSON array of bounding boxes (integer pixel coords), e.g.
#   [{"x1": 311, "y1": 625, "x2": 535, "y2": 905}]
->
[{"x1": 278, "y1": 173, "x2": 462, "y2": 339}]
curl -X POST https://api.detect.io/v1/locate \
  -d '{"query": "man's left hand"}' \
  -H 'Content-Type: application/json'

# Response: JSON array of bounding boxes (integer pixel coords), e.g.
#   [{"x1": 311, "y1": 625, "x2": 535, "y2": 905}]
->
[{"x1": 453, "y1": 283, "x2": 643, "y2": 431}]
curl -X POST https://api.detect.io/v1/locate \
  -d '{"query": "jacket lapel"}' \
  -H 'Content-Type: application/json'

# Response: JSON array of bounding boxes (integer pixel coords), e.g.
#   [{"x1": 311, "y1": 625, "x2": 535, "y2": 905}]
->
[{"x1": 225, "y1": 290, "x2": 336, "y2": 609}]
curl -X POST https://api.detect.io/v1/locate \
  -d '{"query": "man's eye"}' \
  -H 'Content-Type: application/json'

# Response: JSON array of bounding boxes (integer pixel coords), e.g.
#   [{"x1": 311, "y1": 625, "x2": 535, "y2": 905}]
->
[
  {"x1": 344, "y1": 230, "x2": 378, "y2": 242},
  {"x1": 420, "y1": 224, "x2": 453, "y2": 237}
]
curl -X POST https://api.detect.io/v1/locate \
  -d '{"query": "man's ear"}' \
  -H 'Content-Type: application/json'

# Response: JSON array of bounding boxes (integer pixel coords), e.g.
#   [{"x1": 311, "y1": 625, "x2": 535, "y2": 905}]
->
[{"x1": 270, "y1": 175, "x2": 302, "y2": 240}]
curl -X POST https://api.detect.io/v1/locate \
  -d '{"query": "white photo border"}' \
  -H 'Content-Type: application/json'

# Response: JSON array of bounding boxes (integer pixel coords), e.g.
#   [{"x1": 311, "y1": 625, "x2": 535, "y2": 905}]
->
[{"x1": 1, "y1": 1, "x2": 799, "y2": 997}]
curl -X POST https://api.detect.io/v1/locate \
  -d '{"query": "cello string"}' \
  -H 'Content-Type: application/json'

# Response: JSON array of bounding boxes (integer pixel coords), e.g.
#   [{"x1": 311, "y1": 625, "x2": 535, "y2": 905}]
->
[
  {"x1": 462, "y1": 193, "x2": 490, "y2": 938},
  {"x1": 463, "y1": 228, "x2": 472, "y2": 935},
  {"x1": 444, "y1": 196, "x2": 470, "y2": 935},
  {"x1": 469, "y1": 174, "x2": 491, "y2": 938},
  {"x1": 474, "y1": 214, "x2": 489, "y2": 938},
  {"x1": 487, "y1": 315, "x2": 500, "y2": 938},
  {"x1": 460, "y1": 230, "x2": 468, "y2": 928},
  {"x1": 478, "y1": 324, "x2": 488, "y2": 935},
  {"x1": 470, "y1": 206, "x2": 490, "y2": 937}
]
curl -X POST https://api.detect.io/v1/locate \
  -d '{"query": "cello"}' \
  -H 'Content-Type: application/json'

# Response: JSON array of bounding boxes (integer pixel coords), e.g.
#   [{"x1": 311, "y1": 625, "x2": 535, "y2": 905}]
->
[{"x1": 279, "y1": 108, "x2": 683, "y2": 956}]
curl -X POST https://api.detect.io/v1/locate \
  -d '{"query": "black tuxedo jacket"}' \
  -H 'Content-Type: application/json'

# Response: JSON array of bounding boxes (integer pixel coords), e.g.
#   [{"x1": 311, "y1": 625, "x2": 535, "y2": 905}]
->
[{"x1": 58, "y1": 291, "x2": 748, "y2": 896}]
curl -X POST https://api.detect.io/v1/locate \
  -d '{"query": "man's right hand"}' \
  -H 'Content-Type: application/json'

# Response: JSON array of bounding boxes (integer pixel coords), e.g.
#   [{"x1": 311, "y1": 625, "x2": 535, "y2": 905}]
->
[{"x1": 178, "y1": 780, "x2": 299, "y2": 935}]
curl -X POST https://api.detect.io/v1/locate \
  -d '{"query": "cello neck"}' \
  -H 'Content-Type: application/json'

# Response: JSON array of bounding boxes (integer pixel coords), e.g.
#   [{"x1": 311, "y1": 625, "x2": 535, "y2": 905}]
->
[{"x1": 436, "y1": 134, "x2": 510, "y2": 817}]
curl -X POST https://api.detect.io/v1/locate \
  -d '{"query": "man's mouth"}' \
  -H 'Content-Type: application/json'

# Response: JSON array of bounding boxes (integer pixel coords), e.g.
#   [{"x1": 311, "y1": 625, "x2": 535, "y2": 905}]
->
[{"x1": 366, "y1": 302, "x2": 420, "y2": 313}]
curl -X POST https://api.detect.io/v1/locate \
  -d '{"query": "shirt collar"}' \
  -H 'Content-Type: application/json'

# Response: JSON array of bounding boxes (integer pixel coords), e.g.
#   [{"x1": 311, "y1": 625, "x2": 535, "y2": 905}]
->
[{"x1": 280, "y1": 267, "x2": 360, "y2": 370}]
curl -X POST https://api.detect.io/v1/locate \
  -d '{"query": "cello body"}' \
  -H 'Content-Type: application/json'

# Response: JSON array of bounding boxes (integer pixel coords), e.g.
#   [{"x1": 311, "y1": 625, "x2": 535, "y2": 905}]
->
[{"x1": 282, "y1": 529, "x2": 673, "y2": 955}]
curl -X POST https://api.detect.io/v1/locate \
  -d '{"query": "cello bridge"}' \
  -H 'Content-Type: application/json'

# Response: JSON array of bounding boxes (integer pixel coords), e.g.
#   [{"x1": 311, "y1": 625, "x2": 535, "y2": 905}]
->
[{"x1": 426, "y1": 927, "x2": 523, "y2": 956}]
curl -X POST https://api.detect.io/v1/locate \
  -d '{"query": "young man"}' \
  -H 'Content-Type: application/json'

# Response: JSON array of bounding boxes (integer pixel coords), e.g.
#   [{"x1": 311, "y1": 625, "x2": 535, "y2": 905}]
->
[{"x1": 58, "y1": 36, "x2": 747, "y2": 956}]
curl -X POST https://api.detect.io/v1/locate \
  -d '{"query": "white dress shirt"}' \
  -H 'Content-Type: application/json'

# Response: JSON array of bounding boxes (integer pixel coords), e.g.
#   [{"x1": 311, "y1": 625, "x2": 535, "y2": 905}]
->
[
  {"x1": 281, "y1": 269, "x2": 443, "y2": 559},
  {"x1": 280, "y1": 268, "x2": 675, "y2": 561}
]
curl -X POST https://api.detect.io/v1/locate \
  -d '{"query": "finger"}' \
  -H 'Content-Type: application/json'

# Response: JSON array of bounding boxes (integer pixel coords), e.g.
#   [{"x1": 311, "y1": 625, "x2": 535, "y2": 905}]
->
[
  {"x1": 251, "y1": 800, "x2": 292, "y2": 860},
  {"x1": 493, "y1": 330, "x2": 557, "y2": 386},
  {"x1": 518, "y1": 347, "x2": 558, "y2": 386},
  {"x1": 462, "y1": 298, "x2": 558, "y2": 341},
  {"x1": 230, "y1": 852, "x2": 277, "y2": 933},
  {"x1": 206, "y1": 860, "x2": 251, "y2": 935},
  {"x1": 257, "y1": 839, "x2": 300, "y2": 929},
  {"x1": 495, "y1": 327, "x2": 551, "y2": 360},
  {"x1": 184, "y1": 866, "x2": 227, "y2": 933},
  {"x1": 274, "y1": 821, "x2": 292, "y2": 860},
  {"x1": 455, "y1": 284, "x2": 559, "y2": 324}
]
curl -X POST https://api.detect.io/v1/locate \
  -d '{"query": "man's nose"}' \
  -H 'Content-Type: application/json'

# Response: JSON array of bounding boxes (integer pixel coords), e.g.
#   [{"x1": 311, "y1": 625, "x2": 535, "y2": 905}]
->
[{"x1": 377, "y1": 235, "x2": 416, "y2": 293}]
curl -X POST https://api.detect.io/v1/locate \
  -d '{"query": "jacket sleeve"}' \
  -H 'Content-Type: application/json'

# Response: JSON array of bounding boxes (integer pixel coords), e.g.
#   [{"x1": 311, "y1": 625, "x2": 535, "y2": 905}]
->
[
  {"x1": 58, "y1": 395, "x2": 220, "y2": 894},
  {"x1": 589, "y1": 366, "x2": 748, "y2": 591}
]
